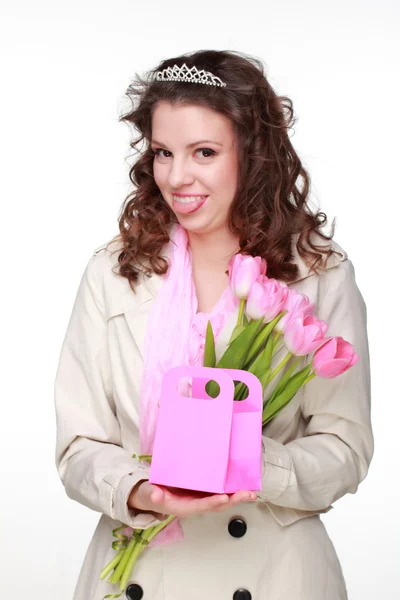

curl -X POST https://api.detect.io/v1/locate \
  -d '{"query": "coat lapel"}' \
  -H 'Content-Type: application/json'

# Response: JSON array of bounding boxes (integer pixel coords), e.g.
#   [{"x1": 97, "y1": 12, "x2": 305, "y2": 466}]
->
[
  {"x1": 121, "y1": 272, "x2": 163, "y2": 361},
  {"x1": 119, "y1": 230, "x2": 174, "y2": 361}
]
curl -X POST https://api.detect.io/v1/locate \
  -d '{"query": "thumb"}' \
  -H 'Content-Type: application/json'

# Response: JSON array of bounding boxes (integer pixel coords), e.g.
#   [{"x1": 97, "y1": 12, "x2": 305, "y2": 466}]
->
[{"x1": 150, "y1": 486, "x2": 164, "y2": 504}]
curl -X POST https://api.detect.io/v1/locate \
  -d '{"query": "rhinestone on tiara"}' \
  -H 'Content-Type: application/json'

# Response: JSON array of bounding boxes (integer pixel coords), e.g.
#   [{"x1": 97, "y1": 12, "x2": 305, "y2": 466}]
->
[{"x1": 155, "y1": 63, "x2": 227, "y2": 88}]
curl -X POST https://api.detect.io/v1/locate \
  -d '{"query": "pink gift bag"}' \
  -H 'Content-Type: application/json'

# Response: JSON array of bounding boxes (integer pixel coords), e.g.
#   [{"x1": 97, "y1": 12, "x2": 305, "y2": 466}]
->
[{"x1": 149, "y1": 365, "x2": 262, "y2": 493}]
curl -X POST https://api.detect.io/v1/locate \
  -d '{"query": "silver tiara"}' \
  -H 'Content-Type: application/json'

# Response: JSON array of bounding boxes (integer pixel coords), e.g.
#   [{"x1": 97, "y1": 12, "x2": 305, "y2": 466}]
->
[{"x1": 154, "y1": 62, "x2": 227, "y2": 88}]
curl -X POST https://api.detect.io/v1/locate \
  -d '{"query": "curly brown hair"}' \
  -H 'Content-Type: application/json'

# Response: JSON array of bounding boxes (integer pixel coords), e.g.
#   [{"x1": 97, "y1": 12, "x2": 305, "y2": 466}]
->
[{"x1": 110, "y1": 49, "x2": 336, "y2": 293}]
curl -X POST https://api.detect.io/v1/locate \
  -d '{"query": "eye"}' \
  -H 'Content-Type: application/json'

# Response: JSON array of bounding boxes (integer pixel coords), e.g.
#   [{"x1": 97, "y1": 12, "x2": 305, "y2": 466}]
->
[
  {"x1": 151, "y1": 148, "x2": 217, "y2": 159},
  {"x1": 197, "y1": 148, "x2": 216, "y2": 158},
  {"x1": 151, "y1": 148, "x2": 172, "y2": 158}
]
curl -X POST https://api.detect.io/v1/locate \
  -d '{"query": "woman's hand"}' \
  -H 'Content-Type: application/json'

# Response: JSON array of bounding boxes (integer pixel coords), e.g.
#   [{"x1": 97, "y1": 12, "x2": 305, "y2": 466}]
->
[{"x1": 128, "y1": 480, "x2": 257, "y2": 518}]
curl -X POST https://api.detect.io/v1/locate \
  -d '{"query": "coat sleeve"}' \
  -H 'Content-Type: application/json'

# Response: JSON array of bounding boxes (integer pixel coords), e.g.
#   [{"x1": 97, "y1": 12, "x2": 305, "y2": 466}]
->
[
  {"x1": 256, "y1": 258, "x2": 374, "y2": 524},
  {"x1": 54, "y1": 252, "x2": 168, "y2": 530}
]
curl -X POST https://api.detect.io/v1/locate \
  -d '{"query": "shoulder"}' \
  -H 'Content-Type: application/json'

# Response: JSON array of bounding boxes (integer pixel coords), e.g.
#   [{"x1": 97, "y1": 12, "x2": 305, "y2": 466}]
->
[
  {"x1": 79, "y1": 235, "x2": 132, "y2": 317},
  {"x1": 92, "y1": 234, "x2": 123, "y2": 261},
  {"x1": 82, "y1": 235, "x2": 121, "y2": 286},
  {"x1": 290, "y1": 230, "x2": 349, "y2": 284},
  {"x1": 290, "y1": 231, "x2": 365, "y2": 311}
]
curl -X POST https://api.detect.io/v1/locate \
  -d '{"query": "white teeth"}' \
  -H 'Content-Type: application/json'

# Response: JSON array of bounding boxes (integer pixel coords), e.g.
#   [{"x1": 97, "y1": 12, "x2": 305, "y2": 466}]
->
[{"x1": 172, "y1": 195, "x2": 206, "y2": 204}]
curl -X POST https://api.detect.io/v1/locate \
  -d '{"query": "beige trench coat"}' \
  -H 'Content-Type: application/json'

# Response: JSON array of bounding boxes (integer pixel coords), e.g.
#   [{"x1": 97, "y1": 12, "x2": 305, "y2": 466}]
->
[{"x1": 54, "y1": 230, "x2": 374, "y2": 600}]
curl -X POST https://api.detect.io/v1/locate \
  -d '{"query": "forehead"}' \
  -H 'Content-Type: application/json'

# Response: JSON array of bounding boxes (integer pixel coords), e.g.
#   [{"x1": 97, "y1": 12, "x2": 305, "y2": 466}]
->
[{"x1": 151, "y1": 101, "x2": 235, "y2": 143}]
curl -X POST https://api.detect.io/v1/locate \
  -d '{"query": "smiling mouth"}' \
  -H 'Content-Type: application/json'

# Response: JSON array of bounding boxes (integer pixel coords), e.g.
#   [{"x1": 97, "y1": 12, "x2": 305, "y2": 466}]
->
[
  {"x1": 172, "y1": 195, "x2": 208, "y2": 203},
  {"x1": 172, "y1": 195, "x2": 208, "y2": 214}
]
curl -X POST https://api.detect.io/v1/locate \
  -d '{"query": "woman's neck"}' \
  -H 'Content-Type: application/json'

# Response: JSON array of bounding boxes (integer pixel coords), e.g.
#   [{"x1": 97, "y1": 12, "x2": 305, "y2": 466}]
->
[{"x1": 187, "y1": 228, "x2": 240, "y2": 273}]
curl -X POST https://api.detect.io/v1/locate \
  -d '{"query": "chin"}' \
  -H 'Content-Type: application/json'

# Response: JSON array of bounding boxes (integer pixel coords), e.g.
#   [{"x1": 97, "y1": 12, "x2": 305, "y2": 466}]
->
[{"x1": 180, "y1": 219, "x2": 221, "y2": 236}]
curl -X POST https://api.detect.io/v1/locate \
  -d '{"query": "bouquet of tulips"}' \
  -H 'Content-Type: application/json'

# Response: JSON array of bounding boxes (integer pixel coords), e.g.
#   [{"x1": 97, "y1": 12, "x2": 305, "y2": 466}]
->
[{"x1": 100, "y1": 254, "x2": 359, "y2": 597}]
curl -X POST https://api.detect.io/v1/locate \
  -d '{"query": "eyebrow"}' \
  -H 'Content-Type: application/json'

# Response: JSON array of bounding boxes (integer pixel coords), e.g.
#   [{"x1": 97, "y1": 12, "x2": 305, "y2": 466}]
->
[{"x1": 151, "y1": 139, "x2": 223, "y2": 148}]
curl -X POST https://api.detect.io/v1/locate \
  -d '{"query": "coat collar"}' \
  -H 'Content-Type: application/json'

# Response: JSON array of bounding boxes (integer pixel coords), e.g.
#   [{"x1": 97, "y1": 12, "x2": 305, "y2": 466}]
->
[{"x1": 99, "y1": 231, "x2": 347, "y2": 362}]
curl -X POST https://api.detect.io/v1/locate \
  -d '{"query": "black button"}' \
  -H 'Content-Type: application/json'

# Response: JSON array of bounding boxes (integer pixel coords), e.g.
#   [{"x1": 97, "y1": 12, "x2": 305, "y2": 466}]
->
[
  {"x1": 228, "y1": 517, "x2": 247, "y2": 538},
  {"x1": 233, "y1": 589, "x2": 252, "y2": 600},
  {"x1": 126, "y1": 583, "x2": 143, "y2": 600}
]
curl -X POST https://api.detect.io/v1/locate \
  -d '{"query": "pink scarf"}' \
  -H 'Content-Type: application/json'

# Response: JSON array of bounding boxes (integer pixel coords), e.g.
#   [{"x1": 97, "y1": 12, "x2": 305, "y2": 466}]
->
[{"x1": 133, "y1": 222, "x2": 239, "y2": 547}]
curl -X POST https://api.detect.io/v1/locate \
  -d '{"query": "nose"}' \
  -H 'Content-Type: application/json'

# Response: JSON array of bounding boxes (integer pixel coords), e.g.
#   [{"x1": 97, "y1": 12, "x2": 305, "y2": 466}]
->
[{"x1": 167, "y1": 156, "x2": 195, "y2": 189}]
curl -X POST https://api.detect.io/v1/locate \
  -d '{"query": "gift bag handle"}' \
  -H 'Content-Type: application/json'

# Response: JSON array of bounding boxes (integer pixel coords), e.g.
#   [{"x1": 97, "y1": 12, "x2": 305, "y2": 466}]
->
[
  {"x1": 220, "y1": 368, "x2": 263, "y2": 411},
  {"x1": 164, "y1": 365, "x2": 262, "y2": 411},
  {"x1": 163, "y1": 365, "x2": 235, "y2": 400}
]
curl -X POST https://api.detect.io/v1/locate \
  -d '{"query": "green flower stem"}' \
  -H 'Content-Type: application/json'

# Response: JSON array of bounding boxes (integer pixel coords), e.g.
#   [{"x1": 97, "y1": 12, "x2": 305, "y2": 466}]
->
[
  {"x1": 118, "y1": 528, "x2": 152, "y2": 590},
  {"x1": 146, "y1": 515, "x2": 176, "y2": 541},
  {"x1": 132, "y1": 453, "x2": 152, "y2": 463},
  {"x1": 118, "y1": 517, "x2": 176, "y2": 591},
  {"x1": 107, "y1": 534, "x2": 138, "y2": 584},
  {"x1": 244, "y1": 312, "x2": 285, "y2": 368},
  {"x1": 273, "y1": 331, "x2": 281, "y2": 344},
  {"x1": 100, "y1": 551, "x2": 124, "y2": 580},
  {"x1": 268, "y1": 352, "x2": 293, "y2": 382},
  {"x1": 272, "y1": 342, "x2": 283, "y2": 356},
  {"x1": 117, "y1": 516, "x2": 176, "y2": 591},
  {"x1": 303, "y1": 371, "x2": 316, "y2": 385},
  {"x1": 237, "y1": 298, "x2": 246, "y2": 327},
  {"x1": 263, "y1": 356, "x2": 302, "y2": 408}
]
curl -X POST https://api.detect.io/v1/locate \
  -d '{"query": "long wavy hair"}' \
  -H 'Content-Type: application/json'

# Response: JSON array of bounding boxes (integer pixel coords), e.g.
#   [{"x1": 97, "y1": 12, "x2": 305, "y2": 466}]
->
[{"x1": 110, "y1": 49, "x2": 335, "y2": 292}]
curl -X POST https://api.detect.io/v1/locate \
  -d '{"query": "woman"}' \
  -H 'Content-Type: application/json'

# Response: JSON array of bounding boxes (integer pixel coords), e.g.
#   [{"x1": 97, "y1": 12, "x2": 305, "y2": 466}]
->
[{"x1": 54, "y1": 50, "x2": 374, "y2": 600}]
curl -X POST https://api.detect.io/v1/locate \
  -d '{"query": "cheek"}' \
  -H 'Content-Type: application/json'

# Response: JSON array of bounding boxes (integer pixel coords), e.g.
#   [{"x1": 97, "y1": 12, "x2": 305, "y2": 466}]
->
[
  {"x1": 153, "y1": 158, "x2": 170, "y2": 179},
  {"x1": 153, "y1": 163, "x2": 163, "y2": 187},
  {"x1": 214, "y1": 160, "x2": 238, "y2": 198}
]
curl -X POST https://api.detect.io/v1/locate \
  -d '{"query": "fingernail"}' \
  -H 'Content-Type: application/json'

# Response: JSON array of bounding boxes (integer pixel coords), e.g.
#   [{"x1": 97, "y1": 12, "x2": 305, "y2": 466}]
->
[{"x1": 221, "y1": 495, "x2": 229, "y2": 502}]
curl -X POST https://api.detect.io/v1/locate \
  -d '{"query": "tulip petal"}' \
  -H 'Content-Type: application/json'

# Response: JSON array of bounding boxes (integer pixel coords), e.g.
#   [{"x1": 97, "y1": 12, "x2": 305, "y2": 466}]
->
[
  {"x1": 315, "y1": 358, "x2": 349, "y2": 378},
  {"x1": 313, "y1": 337, "x2": 336, "y2": 364},
  {"x1": 349, "y1": 352, "x2": 359, "y2": 367}
]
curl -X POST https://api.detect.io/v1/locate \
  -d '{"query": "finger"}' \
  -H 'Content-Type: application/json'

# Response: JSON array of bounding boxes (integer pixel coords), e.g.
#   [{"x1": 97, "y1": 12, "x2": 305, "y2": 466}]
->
[
  {"x1": 188, "y1": 493, "x2": 230, "y2": 514},
  {"x1": 150, "y1": 487, "x2": 164, "y2": 504},
  {"x1": 211, "y1": 490, "x2": 257, "y2": 512},
  {"x1": 235, "y1": 490, "x2": 258, "y2": 501}
]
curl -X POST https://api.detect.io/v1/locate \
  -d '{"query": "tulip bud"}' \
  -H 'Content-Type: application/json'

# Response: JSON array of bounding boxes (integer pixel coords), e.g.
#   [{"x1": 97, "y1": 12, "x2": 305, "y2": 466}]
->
[
  {"x1": 228, "y1": 254, "x2": 267, "y2": 299},
  {"x1": 283, "y1": 314, "x2": 328, "y2": 356},
  {"x1": 312, "y1": 336, "x2": 359, "y2": 378},
  {"x1": 246, "y1": 277, "x2": 288, "y2": 323},
  {"x1": 274, "y1": 287, "x2": 315, "y2": 334}
]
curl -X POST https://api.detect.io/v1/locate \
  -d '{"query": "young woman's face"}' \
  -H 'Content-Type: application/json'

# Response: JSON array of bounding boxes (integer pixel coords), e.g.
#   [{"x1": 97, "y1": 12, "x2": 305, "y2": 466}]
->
[{"x1": 151, "y1": 101, "x2": 239, "y2": 235}]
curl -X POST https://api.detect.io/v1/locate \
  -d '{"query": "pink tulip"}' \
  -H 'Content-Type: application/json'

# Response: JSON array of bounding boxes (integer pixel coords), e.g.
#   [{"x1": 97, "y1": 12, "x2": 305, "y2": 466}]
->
[
  {"x1": 246, "y1": 277, "x2": 289, "y2": 322},
  {"x1": 283, "y1": 314, "x2": 328, "y2": 356},
  {"x1": 228, "y1": 254, "x2": 267, "y2": 299},
  {"x1": 312, "y1": 336, "x2": 359, "y2": 378},
  {"x1": 274, "y1": 287, "x2": 315, "y2": 334}
]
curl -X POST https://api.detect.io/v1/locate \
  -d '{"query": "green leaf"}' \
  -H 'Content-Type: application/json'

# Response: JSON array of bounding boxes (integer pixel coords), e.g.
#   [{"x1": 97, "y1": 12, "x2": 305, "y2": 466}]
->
[
  {"x1": 262, "y1": 364, "x2": 312, "y2": 425},
  {"x1": 263, "y1": 333, "x2": 274, "y2": 370},
  {"x1": 234, "y1": 334, "x2": 274, "y2": 399},
  {"x1": 250, "y1": 343, "x2": 270, "y2": 376},
  {"x1": 266, "y1": 356, "x2": 302, "y2": 405},
  {"x1": 259, "y1": 368, "x2": 271, "y2": 392},
  {"x1": 217, "y1": 317, "x2": 264, "y2": 370},
  {"x1": 228, "y1": 324, "x2": 247, "y2": 345},
  {"x1": 234, "y1": 380, "x2": 248, "y2": 401},
  {"x1": 244, "y1": 311, "x2": 286, "y2": 368},
  {"x1": 203, "y1": 320, "x2": 216, "y2": 367},
  {"x1": 206, "y1": 317, "x2": 264, "y2": 398},
  {"x1": 272, "y1": 364, "x2": 312, "y2": 405},
  {"x1": 205, "y1": 379, "x2": 221, "y2": 398}
]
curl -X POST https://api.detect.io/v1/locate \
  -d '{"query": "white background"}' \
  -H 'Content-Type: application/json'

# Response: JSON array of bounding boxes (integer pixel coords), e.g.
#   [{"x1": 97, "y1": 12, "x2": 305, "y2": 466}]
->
[{"x1": 1, "y1": 0, "x2": 398, "y2": 598}]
